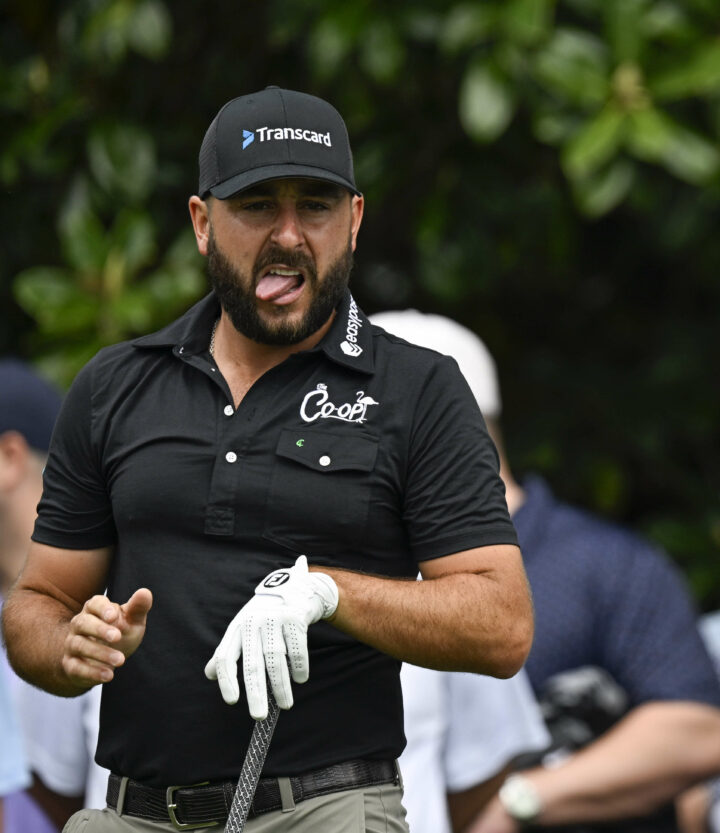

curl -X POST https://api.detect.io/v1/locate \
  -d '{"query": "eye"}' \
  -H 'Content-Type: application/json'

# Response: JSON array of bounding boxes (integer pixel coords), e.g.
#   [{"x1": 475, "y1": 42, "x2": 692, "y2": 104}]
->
[
  {"x1": 300, "y1": 200, "x2": 331, "y2": 212},
  {"x1": 241, "y1": 200, "x2": 274, "y2": 212}
]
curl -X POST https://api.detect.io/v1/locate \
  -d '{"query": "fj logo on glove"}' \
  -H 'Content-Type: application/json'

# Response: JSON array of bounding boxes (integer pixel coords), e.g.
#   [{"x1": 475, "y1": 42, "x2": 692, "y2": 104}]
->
[{"x1": 263, "y1": 572, "x2": 291, "y2": 588}]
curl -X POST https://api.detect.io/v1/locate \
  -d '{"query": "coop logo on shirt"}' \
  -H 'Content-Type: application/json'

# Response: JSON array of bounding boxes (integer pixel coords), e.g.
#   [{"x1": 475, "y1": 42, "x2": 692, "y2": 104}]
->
[
  {"x1": 340, "y1": 296, "x2": 363, "y2": 357},
  {"x1": 300, "y1": 383, "x2": 379, "y2": 424}
]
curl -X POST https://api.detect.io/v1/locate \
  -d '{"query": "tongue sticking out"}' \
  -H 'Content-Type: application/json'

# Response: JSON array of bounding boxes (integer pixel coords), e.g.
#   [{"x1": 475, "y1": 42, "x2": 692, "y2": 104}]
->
[{"x1": 256, "y1": 272, "x2": 303, "y2": 302}]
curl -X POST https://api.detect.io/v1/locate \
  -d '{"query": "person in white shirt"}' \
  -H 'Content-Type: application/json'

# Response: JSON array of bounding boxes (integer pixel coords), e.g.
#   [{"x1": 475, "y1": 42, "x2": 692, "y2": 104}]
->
[
  {"x1": 400, "y1": 665, "x2": 550, "y2": 833},
  {"x1": 370, "y1": 312, "x2": 550, "y2": 833},
  {"x1": 0, "y1": 359, "x2": 108, "y2": 832}
]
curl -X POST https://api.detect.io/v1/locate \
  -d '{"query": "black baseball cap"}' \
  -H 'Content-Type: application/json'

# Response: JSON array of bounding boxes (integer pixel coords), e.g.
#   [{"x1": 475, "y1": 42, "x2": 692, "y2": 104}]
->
[
  {"x1": 0, "y1": 359, "x2": 62, "y2": 452},
  {"x1": 198, "y1": 86, "x2": 361, "y2": 199}
]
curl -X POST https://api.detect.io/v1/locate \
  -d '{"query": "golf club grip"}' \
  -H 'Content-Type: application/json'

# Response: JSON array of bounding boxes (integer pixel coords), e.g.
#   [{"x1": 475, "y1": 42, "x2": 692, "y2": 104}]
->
[{"x1": 224, "y1": 689, "x2": 281, "y2": 833}]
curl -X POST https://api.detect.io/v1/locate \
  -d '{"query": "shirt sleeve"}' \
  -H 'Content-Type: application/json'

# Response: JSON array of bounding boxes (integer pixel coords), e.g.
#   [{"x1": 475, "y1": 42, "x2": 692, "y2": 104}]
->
[
  {"x1": 403, "y1": 356, "x2": 518, "y2": 561},
  {"x1": 32, "y1": 358, "x2": 117, "y2": 550},
  {"x1": 444, "y1": 670, "x2": 551, "y2": 792},
  {"x1": 597, "y1": 538, "x2": 720, "y2": 707}
]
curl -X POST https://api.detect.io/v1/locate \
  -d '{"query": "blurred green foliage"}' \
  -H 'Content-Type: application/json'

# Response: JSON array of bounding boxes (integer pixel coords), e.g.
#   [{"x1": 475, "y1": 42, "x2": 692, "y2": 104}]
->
[{"x1": 2, "y1": 0, "x2": 719, "y2": 604}]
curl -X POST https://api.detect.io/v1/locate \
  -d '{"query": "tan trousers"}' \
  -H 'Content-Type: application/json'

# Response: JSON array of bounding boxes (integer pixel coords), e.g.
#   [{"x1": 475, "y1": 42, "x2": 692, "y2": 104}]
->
[{"x1": 62, "y1": 783, "x2": 409, "y2": 833}]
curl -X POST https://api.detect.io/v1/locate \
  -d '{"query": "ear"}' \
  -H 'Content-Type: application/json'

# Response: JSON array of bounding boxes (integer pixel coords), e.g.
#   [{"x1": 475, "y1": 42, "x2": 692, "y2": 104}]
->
[
  {"x1": 0, "y1": 431, "x2": 32, "y2": 494},
  {"x1": 188, "y1": 195, "x2": 211, "y2": 256},
  {"x1": 350, "y1": 195, "x2": 364, "y2": 252}
]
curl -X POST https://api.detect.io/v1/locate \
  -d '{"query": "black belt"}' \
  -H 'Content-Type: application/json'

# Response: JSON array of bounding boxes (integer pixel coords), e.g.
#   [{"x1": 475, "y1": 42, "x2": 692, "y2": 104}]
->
[{"x1": 107, "y1": 759, "x2": 398, "y2": 830}]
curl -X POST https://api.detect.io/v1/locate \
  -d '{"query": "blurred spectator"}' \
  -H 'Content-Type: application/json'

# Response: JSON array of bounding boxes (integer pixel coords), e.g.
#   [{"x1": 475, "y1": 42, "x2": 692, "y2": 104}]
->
[
  {"x1": 0, "y1": 658, "x2": 30, "y2": 833},
  {"x1": 371, "y1": 310, "x2": 720, "y2": 833},
  {"x1": 399, "y1": 664, "x2": 550, "y2": 833},
  {"x1": 0, "y1": 359, "x2": 108, "y2": 832},
  {"x1": 676, "y1": 612, "x2": 720, "y2": 833},
  {"x1": 368, "y1": 311, "x2": 550, "y2": 832}
]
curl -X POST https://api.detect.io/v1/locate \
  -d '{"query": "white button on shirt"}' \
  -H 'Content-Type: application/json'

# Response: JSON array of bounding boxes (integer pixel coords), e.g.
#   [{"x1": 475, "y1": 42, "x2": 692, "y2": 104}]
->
[
  {"x1": 319, "y1": 455, "x2": 331, "y2": 467},
  {"x1": 225, "y1": 452, "x2": 237, "y2": 463},
  {"x1": 224, "y1": 405, "x2": 234, "y2": 416}
]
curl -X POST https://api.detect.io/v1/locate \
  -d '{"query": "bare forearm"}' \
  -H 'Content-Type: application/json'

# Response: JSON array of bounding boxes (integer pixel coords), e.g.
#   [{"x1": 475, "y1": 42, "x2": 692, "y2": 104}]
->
[
  {"x1": 475, "y1": 702, "x2": 720, "y2": 830},
  {"x1": 537, "y1": 703, "x2": 720, "y2": 821},
  {"x1": 320, "y1": 565, "x2": 533, "y2": 677},
  {"x1": 2, "y1": 588, "x2": 88, "y2": 696}
]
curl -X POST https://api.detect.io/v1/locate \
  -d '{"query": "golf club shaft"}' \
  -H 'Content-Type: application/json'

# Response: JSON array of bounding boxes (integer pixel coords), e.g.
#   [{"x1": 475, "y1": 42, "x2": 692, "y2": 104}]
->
[{"x1": 225, "y1": 689, "x2": 281, "y2": 833}]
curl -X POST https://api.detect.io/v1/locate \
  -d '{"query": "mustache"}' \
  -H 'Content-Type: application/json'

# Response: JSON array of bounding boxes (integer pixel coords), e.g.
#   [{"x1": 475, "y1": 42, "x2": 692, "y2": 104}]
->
[{"x1": 253, "y1": 246, "x2": 316, "y2": 280}]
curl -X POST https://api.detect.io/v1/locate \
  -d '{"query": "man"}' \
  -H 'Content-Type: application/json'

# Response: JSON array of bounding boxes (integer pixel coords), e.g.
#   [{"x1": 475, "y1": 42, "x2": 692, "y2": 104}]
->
[
  {"x1": 0, "y1": 359, "x2": 108, "y2": 833},
  {"x1": 675, "y1": 612, "x2": 720, "y2": 833},
  {"x1": 0, "y1": 659, "x2": 29, "y2": 833},
  {"x1": 371, "y1": 309, "x2": 720, "y2": 833},
  {"x1": 364, "y1": 312, "x2": 551, "y2": 833},
  {"x1": 2, "y1": 88, "x2": 533, "y2": 833},
  {"x1": 399, "y1": 650, "x2": 550, "y2": 833}
]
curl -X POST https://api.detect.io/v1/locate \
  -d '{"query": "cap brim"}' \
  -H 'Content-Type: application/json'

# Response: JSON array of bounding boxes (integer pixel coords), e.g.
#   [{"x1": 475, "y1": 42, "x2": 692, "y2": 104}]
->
[{"x1": 208, "y1": 164, "x2": 361, "y2": 199}]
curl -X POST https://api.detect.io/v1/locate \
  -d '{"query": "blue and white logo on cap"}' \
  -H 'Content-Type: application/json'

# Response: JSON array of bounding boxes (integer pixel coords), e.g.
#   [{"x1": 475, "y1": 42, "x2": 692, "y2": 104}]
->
[{"x1": 242, "y1": 129, "x2": 255, "y2": 149}]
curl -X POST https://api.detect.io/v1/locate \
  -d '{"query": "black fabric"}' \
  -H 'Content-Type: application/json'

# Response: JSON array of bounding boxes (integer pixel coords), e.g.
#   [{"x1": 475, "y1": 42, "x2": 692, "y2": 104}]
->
[
  {"x1": 106, "y1": 760, "x2": 398, "y2": 825},
  {"x1": 33, "y1": 290, "x2": 517, "y2": 786},
  {"x1": 198, "y1": 87, "x2": 361, "y2": 198}
]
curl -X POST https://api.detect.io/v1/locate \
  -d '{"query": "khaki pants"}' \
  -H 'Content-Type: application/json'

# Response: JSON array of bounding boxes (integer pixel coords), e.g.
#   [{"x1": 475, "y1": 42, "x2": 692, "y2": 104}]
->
[{"x1": 62, "y1": 784, "x2": 409, "y2": 833}]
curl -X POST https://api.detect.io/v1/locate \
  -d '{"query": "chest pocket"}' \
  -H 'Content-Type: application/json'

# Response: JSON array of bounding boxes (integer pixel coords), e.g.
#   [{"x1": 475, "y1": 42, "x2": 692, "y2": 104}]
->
[{"x1": 263, "y1": 427, "x2": 378, "y2": 555}]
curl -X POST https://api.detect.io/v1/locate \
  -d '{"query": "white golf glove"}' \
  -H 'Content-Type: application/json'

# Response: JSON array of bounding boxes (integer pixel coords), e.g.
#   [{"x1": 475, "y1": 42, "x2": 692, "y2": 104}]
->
[{"x1": 204, "y1": 555, "x2": 338, "y2": 720}]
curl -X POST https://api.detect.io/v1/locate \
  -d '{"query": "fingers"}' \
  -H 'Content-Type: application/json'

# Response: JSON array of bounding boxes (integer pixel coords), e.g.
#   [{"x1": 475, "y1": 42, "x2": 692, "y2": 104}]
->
[
  {"x1": 283, "y1": 621, "x2": 309, "y2": 685},
  {"x1": 63, "y1": 596, "x2": 127, "y2": 687},
  {"x1": 206, "y1": 591, "x2": 312, "y2": 717},
  {"x1": 122, "y1": 588, "x2": 153, "y2": 625},
  {"x1": 243, "y1": 632, "x2": 269, "y2": 720},
  {"x1": 84, "y1": 589, "x2": 153, "y2": 637},
  {"x1": 261, "y1": 622, "x2": 294, "y2": 711},
  {"x1": 204, "y1": 614, "x2": 243, "y2": 705},
  {"x1": 82, "y1": 595, "x2": 124, "y2": 640},
  {"x1": 63, "y1": 589, "x2": 153, "y2": 688}
]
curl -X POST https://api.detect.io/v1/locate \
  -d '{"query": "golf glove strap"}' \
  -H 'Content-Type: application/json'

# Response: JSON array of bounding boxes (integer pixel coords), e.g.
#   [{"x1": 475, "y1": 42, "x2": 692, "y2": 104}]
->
[{"x1": 204, "y1": 555, "x2": 338, "y2": 720}]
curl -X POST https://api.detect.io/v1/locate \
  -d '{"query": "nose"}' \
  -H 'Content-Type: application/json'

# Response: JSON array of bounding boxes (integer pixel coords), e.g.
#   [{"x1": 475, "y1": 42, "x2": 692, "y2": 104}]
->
[{"x1": 270, "y1": 205, "x2": 304, "y2": 249}]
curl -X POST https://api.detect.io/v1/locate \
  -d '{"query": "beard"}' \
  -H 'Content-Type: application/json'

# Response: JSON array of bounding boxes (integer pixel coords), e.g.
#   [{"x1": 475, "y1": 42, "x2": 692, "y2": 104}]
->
[{"x1": 206, "y1": 230, "x2": 354, "y2": 346}]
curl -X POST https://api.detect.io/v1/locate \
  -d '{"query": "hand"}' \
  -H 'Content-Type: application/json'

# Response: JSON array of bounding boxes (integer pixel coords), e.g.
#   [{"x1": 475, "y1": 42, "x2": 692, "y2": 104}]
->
[
  {"x1": 62, "y1": 588, "x2": 153, "y2": 688},
  {"x1": 204, "y1": 555, "x2": 338, "y2": 719}
]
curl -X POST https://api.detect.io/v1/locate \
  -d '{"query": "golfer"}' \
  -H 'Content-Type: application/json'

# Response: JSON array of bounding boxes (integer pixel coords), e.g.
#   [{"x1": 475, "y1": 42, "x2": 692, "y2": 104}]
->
[{"x1": 2, "y1": 87, "x2": 533, "y2": 833}]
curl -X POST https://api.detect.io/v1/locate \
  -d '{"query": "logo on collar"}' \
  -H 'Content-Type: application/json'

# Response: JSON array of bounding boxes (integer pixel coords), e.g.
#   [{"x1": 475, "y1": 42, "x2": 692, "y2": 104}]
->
[
  {"x1": 300, "y1": 383, "x2": 379, "y2": 424},
  {"x1": 340, "y1": 296, "x2": 363, "y2": 357}
]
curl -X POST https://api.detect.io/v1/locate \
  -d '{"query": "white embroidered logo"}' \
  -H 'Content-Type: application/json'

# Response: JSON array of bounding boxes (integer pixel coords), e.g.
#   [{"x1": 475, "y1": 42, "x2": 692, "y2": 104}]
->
[
  {"x1": 340, "y1": 341, "x2": 362, "y2": 357},
  {"x1": 340, "y1": 296, "x2": 363, "y2": 357},
  {"x1": 300, "y1": 384, "x2": 379, "y2": 424}
]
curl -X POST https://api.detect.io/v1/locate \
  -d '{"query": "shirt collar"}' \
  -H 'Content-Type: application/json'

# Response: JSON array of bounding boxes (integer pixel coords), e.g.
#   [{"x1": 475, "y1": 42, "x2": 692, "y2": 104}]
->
[
  {"x1": 131, "y1": 289, "x2": 375, "y2": 373},
  {"x1": 131, "y1": 292, "x2": 219, "y2": 354},
  {"x1": 315, "y1": 291, "x2": 374, "y2": 374}
]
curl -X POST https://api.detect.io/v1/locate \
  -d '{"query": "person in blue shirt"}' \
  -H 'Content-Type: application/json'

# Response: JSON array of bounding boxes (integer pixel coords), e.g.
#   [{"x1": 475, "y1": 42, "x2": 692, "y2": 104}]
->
[{"x1": 372, "y1": 310, "x2": 720, "y2": 833}]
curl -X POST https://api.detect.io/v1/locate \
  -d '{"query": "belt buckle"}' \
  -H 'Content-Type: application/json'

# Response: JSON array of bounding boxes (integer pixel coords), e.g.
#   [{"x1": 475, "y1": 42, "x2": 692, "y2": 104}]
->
[{"x1": 166, "y1": 782, "x2": 220, "y2": 831}]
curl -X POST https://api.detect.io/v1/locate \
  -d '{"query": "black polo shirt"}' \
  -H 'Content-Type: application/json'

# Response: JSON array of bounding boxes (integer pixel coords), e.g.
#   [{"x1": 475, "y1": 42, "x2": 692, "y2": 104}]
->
[{"x1": 34, "y1": 290, "x2": 518, "y2": 787}]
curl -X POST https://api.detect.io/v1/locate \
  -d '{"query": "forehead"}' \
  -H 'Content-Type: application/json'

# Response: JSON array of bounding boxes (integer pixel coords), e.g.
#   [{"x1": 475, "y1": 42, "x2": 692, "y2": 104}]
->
[{"x1": 227, "y1": 178, "x2": 347, "y2": 200}]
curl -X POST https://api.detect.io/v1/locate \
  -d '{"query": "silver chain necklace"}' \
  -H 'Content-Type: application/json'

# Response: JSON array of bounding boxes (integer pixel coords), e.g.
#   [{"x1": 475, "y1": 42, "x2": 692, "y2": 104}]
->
[{"x1": 209, "y1": 317, "x2": 220, "y2": 357}]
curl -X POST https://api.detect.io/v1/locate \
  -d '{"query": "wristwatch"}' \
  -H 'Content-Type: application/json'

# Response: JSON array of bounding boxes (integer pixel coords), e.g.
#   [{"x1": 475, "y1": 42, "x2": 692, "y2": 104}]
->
[{"x1": 498, "y1": 774, "x2": 543, "y2": 826}]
